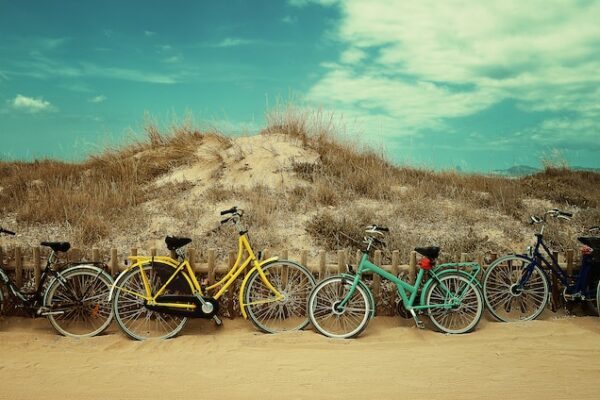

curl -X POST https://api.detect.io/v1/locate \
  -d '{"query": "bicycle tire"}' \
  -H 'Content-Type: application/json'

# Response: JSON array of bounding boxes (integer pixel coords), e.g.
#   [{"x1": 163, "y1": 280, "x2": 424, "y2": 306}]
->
[
  {"x1": 307, "y1": 275, "x2": 371, "y2": 339},
  {"x1": 244, "y1": 260, "x2": 315, "y2": 333},
  {"x1": 112, "y1": 264, "x2": 190, "y2": 340},
  {"x1": 44, "y1": 266, "x2": 114, "y2": 338},
  {"x1": 425, "y1": 273, "x2": 483, "y2": 334},
  {"x1": 483, "y1": 255, "x2": 549, "y2": 322}
]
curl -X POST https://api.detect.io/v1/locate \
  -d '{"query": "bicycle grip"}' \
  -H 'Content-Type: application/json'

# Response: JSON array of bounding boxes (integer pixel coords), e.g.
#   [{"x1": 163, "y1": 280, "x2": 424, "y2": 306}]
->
[
  {"x1": 220, "y1": 207, "x2": 237, "y2": 215},
  {"x1": 560, "y1": 211, "x2": 573, "y2": 218},
  {"x1": 0, "y1": 228, "x2": 15, "y2": 235},
  {"x1": 220, "y1": 218, "x2": 231, "y2": 225}
]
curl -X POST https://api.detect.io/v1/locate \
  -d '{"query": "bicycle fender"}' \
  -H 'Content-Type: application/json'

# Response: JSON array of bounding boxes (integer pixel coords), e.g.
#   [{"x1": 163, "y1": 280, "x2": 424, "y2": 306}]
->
[
  {"x1": 238, "y1": 257, "x2": 279, "y2": 319},
  {"x1": 339, "y1": 273, "x2": 376, "y2": 318},
  {"x1": 44, "y1": 264, "x2": 113, "y2": 306},
  {"x1": 419, "y1": 269, "x2": 481, "y2": 306}
]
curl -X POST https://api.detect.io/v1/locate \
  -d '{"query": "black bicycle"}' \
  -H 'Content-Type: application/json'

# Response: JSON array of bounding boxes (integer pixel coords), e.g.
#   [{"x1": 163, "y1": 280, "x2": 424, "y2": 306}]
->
[
  {"x1": 0, "y1": 227, "x2": 114, "y2": 337},
  {"x1": 482, "y1": 210, "x2": 600, "y2": 321}
]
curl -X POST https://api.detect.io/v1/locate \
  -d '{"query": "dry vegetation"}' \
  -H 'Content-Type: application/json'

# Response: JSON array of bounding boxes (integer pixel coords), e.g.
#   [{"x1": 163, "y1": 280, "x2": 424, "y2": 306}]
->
[{"x1": 1, "y1": 105, "x2": 599, "y2": 262}]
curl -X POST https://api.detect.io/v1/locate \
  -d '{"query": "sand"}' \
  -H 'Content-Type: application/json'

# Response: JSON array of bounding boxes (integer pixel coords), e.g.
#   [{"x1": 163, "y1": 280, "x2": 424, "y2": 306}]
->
[{"x1": 1, "y1": 314, "x2": 599, "y2": 400}]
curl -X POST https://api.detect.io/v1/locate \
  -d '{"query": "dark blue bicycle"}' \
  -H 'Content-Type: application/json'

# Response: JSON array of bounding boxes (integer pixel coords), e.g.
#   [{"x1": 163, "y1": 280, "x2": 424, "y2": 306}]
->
[{"x1": 482, "y1": 209, "x2": 600, "y2": 322}]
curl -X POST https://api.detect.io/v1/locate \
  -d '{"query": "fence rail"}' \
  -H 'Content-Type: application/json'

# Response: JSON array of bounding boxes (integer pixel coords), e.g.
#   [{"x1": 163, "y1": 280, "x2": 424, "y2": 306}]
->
[{"x1": 0, "y1": 245, "x2": 579, "y2": 316}]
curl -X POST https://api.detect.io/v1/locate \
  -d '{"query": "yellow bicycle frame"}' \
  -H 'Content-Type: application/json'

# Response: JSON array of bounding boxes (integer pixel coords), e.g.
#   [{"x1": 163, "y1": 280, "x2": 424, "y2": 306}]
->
[{"x1": 112, "y1": 233, "x2": 284, "y2": 319}]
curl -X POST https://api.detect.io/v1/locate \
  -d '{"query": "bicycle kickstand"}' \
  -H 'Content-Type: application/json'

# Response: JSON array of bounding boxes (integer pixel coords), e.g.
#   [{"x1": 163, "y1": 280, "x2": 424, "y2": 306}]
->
[
  {"x1": 409, "y1": 309, "x2": 425, "y2": 329},
  {"x1": 212, "y1": 315, "x2": 222, "y2": 326}
]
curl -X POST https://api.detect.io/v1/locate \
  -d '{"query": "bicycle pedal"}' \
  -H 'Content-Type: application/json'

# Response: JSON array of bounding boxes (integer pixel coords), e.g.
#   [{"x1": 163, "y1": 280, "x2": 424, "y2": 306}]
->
[
  {"x1": 409, "y1": 309, "x2": 425, "y2": 329},
  {"x1": 212, "y1": 315, "x2": 222, "y2": 326}
]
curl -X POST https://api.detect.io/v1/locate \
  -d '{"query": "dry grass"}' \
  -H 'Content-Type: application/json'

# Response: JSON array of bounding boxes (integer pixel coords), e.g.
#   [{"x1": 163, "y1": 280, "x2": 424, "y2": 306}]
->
[
  {"x1": 0, "y1": 123, "x2": 225, "y2": 245},
  {"x1": 1, "y1": 105, "x2": 599, "y2": 260}
]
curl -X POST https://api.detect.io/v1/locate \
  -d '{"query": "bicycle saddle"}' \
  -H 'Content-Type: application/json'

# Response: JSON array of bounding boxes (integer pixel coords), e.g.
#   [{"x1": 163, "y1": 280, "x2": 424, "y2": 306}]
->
[
  {"x1": 415, "y1": 246, "x2": 440, "y2": 260},
  {"x1": 165, "y1": 236, "x2": 192, "y2": 250},
  {"x1": 578, "y1": 236, "x2": 600, "y2": 251},
  {"x1": 41, "y1": 242, "x2": 71, "y2": 253}
]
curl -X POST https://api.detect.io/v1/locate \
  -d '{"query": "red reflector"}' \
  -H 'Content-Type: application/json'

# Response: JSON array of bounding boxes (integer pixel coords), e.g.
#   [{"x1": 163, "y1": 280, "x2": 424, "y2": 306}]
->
[
  {"x1": 581, "y1": 245, "x2": 593, "y2": 255},
  {"x1": 418, "y1": 258, "x2": 432, "y2": 270}
]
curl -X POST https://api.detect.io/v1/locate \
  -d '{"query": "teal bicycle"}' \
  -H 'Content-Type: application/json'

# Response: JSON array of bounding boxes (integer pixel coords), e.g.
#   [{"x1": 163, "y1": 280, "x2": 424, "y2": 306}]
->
[{"x1": 308, "y1": 226, "x2": 484, "y2": 338}]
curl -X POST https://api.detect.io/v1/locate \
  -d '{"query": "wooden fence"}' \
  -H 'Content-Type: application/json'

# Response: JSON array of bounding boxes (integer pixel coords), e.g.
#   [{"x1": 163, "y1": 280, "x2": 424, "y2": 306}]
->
[{"x1": 0, "y1": 245, "x2": 579, "y2": 316}]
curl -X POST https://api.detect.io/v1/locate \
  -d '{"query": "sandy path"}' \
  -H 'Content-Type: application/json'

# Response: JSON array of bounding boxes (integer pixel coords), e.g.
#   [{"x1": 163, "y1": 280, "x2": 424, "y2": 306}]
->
[{"x1": 1, "y1": 314, "x2": 599, "y2": 400}]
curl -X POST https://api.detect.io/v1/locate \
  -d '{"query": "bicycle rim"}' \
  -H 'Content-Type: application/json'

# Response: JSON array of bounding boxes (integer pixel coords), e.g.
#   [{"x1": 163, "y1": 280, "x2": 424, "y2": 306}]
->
[
  {"x1": 308, "y1": 276, "x2": 370, "y2": 339},
  {"x1": 426, "y1": 274, "x2": 483, "y2": 334},
  {"x1": 484, "y1": 256, "x2": 549, "y2": 322},
  {"x1": 113, "y1": 265, "x2": 188, "y2": 340},
  {"x1": 245, "y1": 261, "x2": 315, "y2": 333},
  {"x1": 45, "y1": 268, "x2": 114, "y2": 338}
]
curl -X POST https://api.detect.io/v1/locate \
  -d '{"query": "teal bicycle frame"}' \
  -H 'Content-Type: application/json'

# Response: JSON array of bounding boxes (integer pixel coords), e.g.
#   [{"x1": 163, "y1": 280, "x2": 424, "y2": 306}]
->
[{"x1": 339, "y1": 252, "x2": 481, "y2": 313}]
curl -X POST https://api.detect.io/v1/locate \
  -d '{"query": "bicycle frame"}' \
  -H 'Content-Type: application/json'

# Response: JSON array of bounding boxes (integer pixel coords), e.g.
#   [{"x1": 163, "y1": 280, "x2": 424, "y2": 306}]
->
[
  {"x1": 340, "y1": 252, "x2": 479, "y2": 311},
  {"x1": 111, "y1": 233, "x2": 284, "y2": 319},
  {"x1": 0, "y1": 252, "x2": 59, "y2": 306},
  {"x1": 519, "y1": 234, "x2": 569, "y2": 288}
]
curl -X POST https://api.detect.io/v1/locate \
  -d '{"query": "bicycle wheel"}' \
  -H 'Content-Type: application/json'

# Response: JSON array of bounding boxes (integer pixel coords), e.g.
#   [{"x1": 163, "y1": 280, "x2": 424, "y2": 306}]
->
[
  {"x1": 597, "y1": 279, "x2": 600, "y2": 317},
  {"x1": 244, "y1": 260, "x2": 315, "y2": 333},
  {"x1": 44, "y1": 266, "x2": 114, "y2": 338},
  {"x1": 483, "y1": 255, "x2": 549, "y2": 322},
  {"x1": 308, "y1": 276, "x2": 371, "y2": 339},
  {"x1": 425, "y1": 273, "x2": 483, "y2": 334},
  {"x1": 112, "y1": 264, "x2": 189, "y2": 340}
]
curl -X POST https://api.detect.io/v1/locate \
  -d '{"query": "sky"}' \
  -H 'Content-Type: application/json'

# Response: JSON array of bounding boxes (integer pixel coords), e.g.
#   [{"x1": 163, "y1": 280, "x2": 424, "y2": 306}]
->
[{"x1": 1, "y1": 0, "x2": 599, "y2": 172}]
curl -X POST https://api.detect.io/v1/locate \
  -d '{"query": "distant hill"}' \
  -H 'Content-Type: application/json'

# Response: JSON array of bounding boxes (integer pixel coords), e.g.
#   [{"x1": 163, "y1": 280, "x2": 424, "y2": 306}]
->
[{"x1": 493, "y1": 165, "x2": 600, "y2": 177}]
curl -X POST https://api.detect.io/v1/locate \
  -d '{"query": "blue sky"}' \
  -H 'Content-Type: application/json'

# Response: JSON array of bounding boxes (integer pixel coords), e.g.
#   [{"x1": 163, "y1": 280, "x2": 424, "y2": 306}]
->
[{"x1": 1, "y1": 0, "x2": 599, "y2": 171}]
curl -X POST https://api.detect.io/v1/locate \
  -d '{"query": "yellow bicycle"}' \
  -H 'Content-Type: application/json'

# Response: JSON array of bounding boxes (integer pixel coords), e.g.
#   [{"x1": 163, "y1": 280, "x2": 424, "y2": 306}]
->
[{"x1": 110, "y1": 207, "x2": 315, "y2": 340}]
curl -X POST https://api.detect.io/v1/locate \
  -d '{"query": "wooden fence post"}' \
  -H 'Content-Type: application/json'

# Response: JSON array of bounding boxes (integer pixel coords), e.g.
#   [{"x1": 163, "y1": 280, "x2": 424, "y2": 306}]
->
[
  {"x1": 33, "y1": 247, "x2": 41, "y2": 288},
  {"x1": 300, "y1": 250, "x2": 308, "y2": 267},
  {"x1": 188, "y1": 248, "x2": 196, "y2": 271},
  {"x1": 551, "y1": 251, "x2": 560, "y2": 310},
  {"x1": 373, "y1": 250, "x2": 382, "y2": 303},
  {"x1": 15, "y1": 247, "x2": 22, "y2": 288},
  {"x1": 409, "y1": 251, "x2": 417, "y2": 284},
  {"x1": 566, "y1": 249, "x2": 574, "y2": 278},
  {"x1": 319, "y1": 250, "x2": 326, "y2": 278},
  {"x1": 150, "y1": 248, "x2": 157, "y2": 257},
  {"x1": 337, "y1": 250, "x2": 346, "y2": 274},
  {"x1": 92, "y1": 248, "x2": 100, "y2": 263},
  {"x1": 392, "y1": 250, "x2": 400, "y2": 276},
  {"x1": 207, "y1": 249, "x2": 216, "y2": 284},
  {"x1": 109, "y1": 248, "x2": 118, "y2": 276}
]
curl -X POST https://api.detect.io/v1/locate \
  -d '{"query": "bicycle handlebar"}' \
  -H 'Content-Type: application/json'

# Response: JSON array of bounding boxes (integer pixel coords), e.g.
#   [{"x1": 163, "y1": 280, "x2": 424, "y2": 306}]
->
[
  {"x1": 531, "y1": 209, "x2": 573, "y2": 224},
  {"x1": 0, "y1": 227, "x2": 16, "y2": 236},
  {"x1": 220, "y1": 207, "x2": 238, "y2": 216}
]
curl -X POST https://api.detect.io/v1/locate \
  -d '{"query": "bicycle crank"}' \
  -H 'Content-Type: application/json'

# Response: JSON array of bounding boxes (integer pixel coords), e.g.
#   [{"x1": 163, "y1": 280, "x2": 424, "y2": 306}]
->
[{"x1": 145, "y1": 295, "x2": 220, "y2": 319}]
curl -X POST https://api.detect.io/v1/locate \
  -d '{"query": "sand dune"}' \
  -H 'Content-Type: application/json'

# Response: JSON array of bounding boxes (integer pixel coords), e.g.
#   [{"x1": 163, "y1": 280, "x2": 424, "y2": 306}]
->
[{"x1": 1, "y1": 314, "x2": 599, "y2": 400}]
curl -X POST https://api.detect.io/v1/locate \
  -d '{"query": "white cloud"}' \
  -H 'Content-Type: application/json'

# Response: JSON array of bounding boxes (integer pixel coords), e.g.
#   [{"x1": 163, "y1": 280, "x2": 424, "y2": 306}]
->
[
  {"x1": 144, "y1": 30, "x2": 156, "y2": 37},
  {"x1": 163, "y1": 55, "x2": 182, "y2": 64},
  {"x1": 305, "y1": 0, "x2": 600, "y2": 143},
  {"x1": 89, "y1": 95, "x2": 106, "y2": 103},
  {"x1": 214, "y1": 38, "x2": 253, "y2": 47},
  {"x1": 282, "y1": 15, "x2": 297, "y2": 24},
  {"x1": 12, "y1": 94, "x2": 52, "y2": 112},
  {"x1": 339, "y1": 48, "x2": 366, "y2": 64}
]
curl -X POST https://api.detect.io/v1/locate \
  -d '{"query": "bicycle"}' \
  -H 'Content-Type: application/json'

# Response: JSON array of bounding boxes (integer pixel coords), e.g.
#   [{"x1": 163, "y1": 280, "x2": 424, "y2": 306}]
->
[
  {"x1": 482, "y1": 209, "x2": 600, "y2": 322},
  {"x1": 307, "y1": 225, "x2": 484, "y2": 339},
  {"x1": 110, "y1": 207, "x2": 316, "y2": 340},
  {"x1": 0, "y1": 227, "x2": 114, "y2": 337}
]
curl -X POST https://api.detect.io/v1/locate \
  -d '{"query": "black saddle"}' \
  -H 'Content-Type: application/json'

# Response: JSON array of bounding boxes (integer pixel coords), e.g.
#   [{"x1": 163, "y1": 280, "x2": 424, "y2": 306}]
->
[
  {"x1": 41, "y1": 242, "x2": 71, "y2": 253},
  {"x1": 415, "y1": 246, "x2": 440, "y2": 260},
  {"x1": 578, "y1": 237, "x2": 600, "y2": 252},
  {"x1": 165, "y1": 236, "x2": 192, "y2": 251}
]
